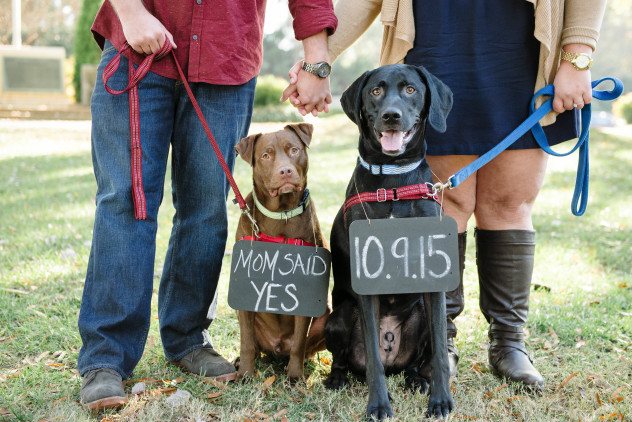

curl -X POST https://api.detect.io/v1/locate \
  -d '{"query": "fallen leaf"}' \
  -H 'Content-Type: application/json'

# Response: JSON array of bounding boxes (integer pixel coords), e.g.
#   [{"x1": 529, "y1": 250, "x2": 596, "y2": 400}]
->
[
  {"x1": 597, "y1": 392, "x2": 603, "y2": 406},
  {"x1": 254, "y1": 411, "x2": 269, "y2": 419},
  {"x1": 472, "y1": 362, "x2": 488, "y2": 373},
  {"x1": 548, "y1": 327, "x2": 560, "y2": 345},
  {"x1": 599, "y1": 412, "x2": 619, "y2": 421},
  {"x1": 320, "y1": 357, "x2": 330, "y2": 365},
  {"x1": 554, "y1": 372, "x2": 578, "y2": 393},
  {"x1": 153, "y1": 387, "x2": 177, "y2": 396},
  {"x1": 172, "y1": 376, "x2": 185, "y2": 384},
  {"x1": 611, "y1": 386, "x2": 625, "y2": 403},
  {"x1": 452, "y1": 414, "x2": 479, "y2": 420},
  {"x1": 205, "y1": 378, "x2": 226, "y2": 389},
  {"x1": 204, "y1": 392, "x2": 223, "y2": 399},
  {"x1": 483, "y1": 383, "x2": 508, "y2": 399},
  {"x1": 575, "y1": 339, "x2": 586, "y2": 349},
  {"x1": 542, "y1": 340, "x2": 553, "y2": 350},
  {"x1": 578, "y1": 386, "x2": 586, "y2": 398},
  {"x1": 506, "y1": 396, "x2": 526, "y2": 402},
  {"x1": 273, "y1": 409, "x2": 287, "y2": 419},
  {"x1": 35, "y1": 352, "x2": 50, "y2": 362},
  {"x1": 262, "y1": 375, "x2": 276, "y2": 389},
  {"x1": 618, "y1": 282, "x2": 629, "y2": 288}
]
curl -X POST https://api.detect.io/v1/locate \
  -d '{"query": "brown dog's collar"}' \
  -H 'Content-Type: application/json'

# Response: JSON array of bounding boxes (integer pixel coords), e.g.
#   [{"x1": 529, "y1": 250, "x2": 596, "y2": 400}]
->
[{"x1": 253, "y1": 189, "x2": 310, "y2": 222}]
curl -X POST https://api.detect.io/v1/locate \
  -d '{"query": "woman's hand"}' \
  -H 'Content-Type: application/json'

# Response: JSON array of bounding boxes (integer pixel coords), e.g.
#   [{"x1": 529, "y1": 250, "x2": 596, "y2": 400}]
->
[{"x1": 552, "y1": 44, "x2": 592, "y2": 114}]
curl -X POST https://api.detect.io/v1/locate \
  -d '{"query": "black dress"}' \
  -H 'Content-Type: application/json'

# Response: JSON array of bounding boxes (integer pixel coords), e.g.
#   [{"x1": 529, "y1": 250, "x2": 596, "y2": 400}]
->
[{"x1": 405, "y1": 0, "x2": 579, "y2": 156}]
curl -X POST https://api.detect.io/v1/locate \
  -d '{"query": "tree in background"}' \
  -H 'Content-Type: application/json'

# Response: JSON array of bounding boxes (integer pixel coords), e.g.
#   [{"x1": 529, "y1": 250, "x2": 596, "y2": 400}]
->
[
  {"x1": 0, "y1": 0, "x2": 81, "y2": 51},
  {"x1": 72, "y1": 0, "x2": 103, "y2": 102}
]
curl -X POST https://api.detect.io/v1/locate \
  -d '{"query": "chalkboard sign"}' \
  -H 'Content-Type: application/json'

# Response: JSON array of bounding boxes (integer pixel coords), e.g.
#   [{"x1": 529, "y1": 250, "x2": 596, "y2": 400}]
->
[
  {"x1": 349, "y1": 217, "x2": 459, "y2": 295},
  {"x1": 228, "y1": 240, "x2": 331, "y2": 317}
]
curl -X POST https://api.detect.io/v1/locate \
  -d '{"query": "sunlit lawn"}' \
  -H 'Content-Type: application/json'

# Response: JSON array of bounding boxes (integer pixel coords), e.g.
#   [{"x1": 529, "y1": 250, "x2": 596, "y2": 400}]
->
[{"x1": 0, "y1": 117, "x2": 630, "y2": 421}]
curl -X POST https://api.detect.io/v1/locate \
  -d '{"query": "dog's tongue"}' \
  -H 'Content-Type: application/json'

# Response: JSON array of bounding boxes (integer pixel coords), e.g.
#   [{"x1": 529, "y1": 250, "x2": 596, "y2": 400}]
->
[{"x1": 380, "y1": 130, "x2": 404, "y2": 151}]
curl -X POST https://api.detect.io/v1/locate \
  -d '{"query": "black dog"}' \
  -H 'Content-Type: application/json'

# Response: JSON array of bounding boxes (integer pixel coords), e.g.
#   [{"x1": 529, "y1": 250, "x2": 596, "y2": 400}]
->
[{"x1": 325, "y1": 64, "x2": 454, "y2": 419}]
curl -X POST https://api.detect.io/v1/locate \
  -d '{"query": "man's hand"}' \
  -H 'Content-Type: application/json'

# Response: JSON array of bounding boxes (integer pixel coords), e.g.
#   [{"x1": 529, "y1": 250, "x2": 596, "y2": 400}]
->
[
  {"x1": 280, "y1": 31, "x2": 331, "y2": 117},
  {"x1": 110, "y1": 0, "x2": 176, "y2": 55},
  {"x1": 552, "y1": 44, "x2": 592, "y2": 114}
]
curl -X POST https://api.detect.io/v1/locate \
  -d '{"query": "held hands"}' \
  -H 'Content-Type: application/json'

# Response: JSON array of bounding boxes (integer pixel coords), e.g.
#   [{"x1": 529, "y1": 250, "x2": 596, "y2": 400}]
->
[{"x1": 281, "y1": 61, "x2": 332, "y2": 117}]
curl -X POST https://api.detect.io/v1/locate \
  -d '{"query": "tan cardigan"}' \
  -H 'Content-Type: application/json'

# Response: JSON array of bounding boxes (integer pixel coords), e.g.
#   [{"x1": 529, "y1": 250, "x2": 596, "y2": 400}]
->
[{"x1": 328, "y1": 0, "x2": 606, "y2": 124}]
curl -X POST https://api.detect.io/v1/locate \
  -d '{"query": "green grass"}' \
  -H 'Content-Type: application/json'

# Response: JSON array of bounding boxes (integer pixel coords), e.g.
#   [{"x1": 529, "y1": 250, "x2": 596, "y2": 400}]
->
[{"x1": 0, "y1": 117, "x2": 631, "y2": 421}]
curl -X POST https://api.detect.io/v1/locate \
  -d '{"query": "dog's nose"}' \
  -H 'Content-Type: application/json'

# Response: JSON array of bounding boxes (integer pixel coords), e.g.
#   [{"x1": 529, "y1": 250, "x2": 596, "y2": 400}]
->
[
  {"x1": 381, "y1": 109, "x2": 402, "y2": 123},
  {"x1": 278, "y1": 166, "x2": 293, "y2": 177}
]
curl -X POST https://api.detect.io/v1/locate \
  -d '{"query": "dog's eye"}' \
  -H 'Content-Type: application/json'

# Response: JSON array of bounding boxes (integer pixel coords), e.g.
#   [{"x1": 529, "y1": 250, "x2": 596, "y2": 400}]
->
[
  {"x1": 371, "y1": 87, "x2": 382, "y2": 96},
  {"x1": 406, "y1": 86, "x2": 416, "y2": 94},
  {"x1": 289, "y1": 147, "x2": 299, "y2": 155},
  {"x1": 262, "y1": 152, "x2": 271, "y2": 160}
]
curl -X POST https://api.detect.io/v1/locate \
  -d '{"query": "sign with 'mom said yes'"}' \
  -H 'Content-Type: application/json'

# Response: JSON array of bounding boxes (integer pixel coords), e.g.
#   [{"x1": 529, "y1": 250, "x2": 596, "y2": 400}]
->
[
  {"x1": 350, "y1": 217, "x2": 460, "y2": 295},
  {"x1": 228, "y1": 240, "x2": 331, "y2": 318}
]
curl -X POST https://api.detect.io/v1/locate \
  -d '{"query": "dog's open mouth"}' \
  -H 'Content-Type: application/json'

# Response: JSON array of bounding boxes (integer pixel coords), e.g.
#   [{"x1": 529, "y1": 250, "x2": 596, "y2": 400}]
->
[
  {"x1": 268, "y1": 183, "x2": 302, "y2": 197},
  {"x1": 376, "y1": 125, "x2": 417, "y2": 154}
]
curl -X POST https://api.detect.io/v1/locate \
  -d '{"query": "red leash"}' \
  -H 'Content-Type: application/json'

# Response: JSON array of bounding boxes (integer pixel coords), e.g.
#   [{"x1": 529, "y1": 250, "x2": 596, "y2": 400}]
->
[
  {"x1": 343, "y1": 183, "x2": 439, "y2": 214},
  {"x1": 239, "y1": 234, "x2": 315, "y2": 247},
  {"x1": 102, "y1": 39, "x2": 248, "y2": 220}
]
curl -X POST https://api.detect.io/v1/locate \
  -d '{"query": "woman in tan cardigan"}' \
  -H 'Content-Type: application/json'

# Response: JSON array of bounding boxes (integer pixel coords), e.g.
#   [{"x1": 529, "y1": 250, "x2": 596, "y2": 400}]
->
[{"x1": 284, "y1": 0, "x2": 605, "y2": 389}]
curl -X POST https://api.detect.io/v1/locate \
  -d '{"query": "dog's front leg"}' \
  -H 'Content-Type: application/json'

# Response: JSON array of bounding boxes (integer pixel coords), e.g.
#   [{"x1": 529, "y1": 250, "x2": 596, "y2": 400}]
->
[
  {"x1": 287, "y1": 316, "x2": 310, "y2": 380},
  {"x1": 237, "y1": 310, "x2": 258, "y2": 379},
  {"x1": 423, "y1": 292, "x2": 454, "y2": 417},
  {"x1": 358, "y1": 294, "x2": 393, "y2": 420}
]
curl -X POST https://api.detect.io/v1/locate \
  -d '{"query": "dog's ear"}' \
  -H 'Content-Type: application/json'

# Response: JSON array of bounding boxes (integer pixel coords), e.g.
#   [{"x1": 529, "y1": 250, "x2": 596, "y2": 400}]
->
[
  {"x1": 341, "y1": 69, "x2": 375, "y2": 126},
  {"x1": 415, "y1": 66, "x2": 453, "y2": 133},
  {"x1": 235, "y1": 133, "x2": 260, "y2": 167},
  {"x1": 284, "y1": 123, "x2": 313, "y2": 147}
]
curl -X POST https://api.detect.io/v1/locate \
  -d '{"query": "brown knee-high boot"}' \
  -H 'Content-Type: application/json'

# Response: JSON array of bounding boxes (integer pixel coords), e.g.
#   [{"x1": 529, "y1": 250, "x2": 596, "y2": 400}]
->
[
  {"x1": 475, "y1": 228, "x2": 544, "y2": 389},
  {"x1": 445, "y1": 231, "x2": 467, "y2": 377}
]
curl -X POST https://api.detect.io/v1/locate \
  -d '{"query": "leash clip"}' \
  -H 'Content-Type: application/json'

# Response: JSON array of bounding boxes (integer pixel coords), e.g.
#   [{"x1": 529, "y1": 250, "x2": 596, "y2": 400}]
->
[
  {"x1": 241, "y1": 205, "x2": 260, "y2": 237},
  {"x1": 376, "y1": 188, "x2": 388, "y2": 202},
  {"x1": 430, "y1": 178, "x2": 453, "y2": 196}
]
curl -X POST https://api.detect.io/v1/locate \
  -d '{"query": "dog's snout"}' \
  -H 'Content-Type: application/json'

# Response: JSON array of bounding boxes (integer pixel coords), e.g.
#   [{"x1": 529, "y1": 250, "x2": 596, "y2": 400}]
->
[
  {"x1": 277, "y1": 166, "x2": 294, "y2": 177},
  {"x1": 381, "y1": 109, "x2": 402, "y2": 123}
]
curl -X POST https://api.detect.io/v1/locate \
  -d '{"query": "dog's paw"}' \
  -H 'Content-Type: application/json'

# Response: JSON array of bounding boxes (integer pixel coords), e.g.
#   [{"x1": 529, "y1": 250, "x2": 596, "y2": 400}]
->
[
  {"x1": 366, "y1": 402, "x2": 394, "y2": 420},
  {"x1": 426, "y1": 394, "x2": 454, "y2": 419},
  {"x1": 404, "y1": 368, "x2": 429, "y2": 394},
  {"x1": 324, "y1": 369, "x2": 350, "y2": 390}
]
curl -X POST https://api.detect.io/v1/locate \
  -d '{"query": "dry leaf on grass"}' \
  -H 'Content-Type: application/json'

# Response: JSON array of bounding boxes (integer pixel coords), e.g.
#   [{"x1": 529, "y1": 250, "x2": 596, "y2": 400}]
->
[
  {"x1": 452, "y1": 414, "x2": 479, "y2": 420},
  {"x1": 262, "y1": 375, "x2": 276, "y2": 389},
  {"x1": 471, "y1": 362, "x2": 488, "y2": 373},
  {"x1": 611, "y1": 386, "x2": 625, "y2": 403},
  {"x1": 204, "y1": 392, "x2": 223, "y2": 399},
  {"x1": 483, "y1": 383, "x2": 507, "y2": 399},
  {"x1": 554, "y1": 372, "x2": 578, "y2": 393},
  {"x1": 273, "y1": 408, "x2": 287, "y2": 419},
  {"x1": 599, "y1": 411, "x2": 624, "y2": 421}
]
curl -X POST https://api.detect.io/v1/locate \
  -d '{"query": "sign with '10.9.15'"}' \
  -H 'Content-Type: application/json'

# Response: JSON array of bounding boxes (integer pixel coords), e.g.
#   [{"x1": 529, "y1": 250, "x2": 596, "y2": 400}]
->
[{"x1": 349, "y1": 217, "x2": 460, "y2": 295}]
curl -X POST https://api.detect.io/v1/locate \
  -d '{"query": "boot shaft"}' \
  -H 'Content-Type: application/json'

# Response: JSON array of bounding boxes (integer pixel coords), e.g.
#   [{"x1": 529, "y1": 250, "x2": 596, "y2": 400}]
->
[{"x1": 475, "y1": 228, "x2": 535, "y2": 327}]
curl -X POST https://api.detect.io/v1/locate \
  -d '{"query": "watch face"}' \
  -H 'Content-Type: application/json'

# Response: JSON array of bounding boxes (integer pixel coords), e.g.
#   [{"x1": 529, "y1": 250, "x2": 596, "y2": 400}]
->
[
  {"x1": 316, "y1": 63, "x2": 331, "y2": 78},
  {"x1": 574, "y1": 55, "x2": 590, "y2": 69}
]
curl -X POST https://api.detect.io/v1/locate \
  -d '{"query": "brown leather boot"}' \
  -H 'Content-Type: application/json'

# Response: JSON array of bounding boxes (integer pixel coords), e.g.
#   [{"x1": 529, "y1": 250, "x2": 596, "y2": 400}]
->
[{"x1": 475, "y1": 228, "x2": 544, "y2": 389}]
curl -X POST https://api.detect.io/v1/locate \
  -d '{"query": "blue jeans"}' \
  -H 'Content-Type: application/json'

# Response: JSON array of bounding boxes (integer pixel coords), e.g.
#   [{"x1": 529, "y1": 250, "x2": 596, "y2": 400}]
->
[{"x1": 77, "y1": 41, "x2": 256, "y2": 378}]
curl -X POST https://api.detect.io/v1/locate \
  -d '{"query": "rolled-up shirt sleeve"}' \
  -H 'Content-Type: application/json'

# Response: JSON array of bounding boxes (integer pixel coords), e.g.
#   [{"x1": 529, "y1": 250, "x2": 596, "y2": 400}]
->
[{"x1": 289, "y1": 0, "x2": 338, "y2": 40}]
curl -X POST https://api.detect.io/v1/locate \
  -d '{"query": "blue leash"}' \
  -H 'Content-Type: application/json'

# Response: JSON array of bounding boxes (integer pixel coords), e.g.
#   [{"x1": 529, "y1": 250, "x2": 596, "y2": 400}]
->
[{"x1": 440, "y1": 77, "x2": 624, "y2": 216}]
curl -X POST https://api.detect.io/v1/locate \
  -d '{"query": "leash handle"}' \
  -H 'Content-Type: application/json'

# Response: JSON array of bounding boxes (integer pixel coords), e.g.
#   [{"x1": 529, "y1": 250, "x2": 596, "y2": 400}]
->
[
  {"x1": 447, "y1": 77, "x2": 624, "y2": 216},
  {"x1": 102, "y1": 39, "x2": 249, "y2": 219}
]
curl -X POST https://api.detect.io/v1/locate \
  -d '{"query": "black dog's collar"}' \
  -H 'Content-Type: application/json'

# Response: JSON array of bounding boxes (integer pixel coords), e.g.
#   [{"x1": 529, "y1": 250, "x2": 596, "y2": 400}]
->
[{"x1": 358, "y1": 156, "x2": 423, "y2": 175}]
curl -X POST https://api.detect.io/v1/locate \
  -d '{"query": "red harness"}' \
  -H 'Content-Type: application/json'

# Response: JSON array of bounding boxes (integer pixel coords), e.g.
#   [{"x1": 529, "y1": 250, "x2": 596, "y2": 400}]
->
[
  {"x1": 239, "y1": 234, "x2": 315, "y2": 247},
  {"x1": 343, "y1": 183, "x2": 440, "y2": 214}
]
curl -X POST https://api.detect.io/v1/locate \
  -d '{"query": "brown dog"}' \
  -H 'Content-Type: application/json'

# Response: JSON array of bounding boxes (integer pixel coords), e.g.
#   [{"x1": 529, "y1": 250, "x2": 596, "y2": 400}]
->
[{"x1": 234, "y1": 123, "x2": 328, "y2": 380}]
